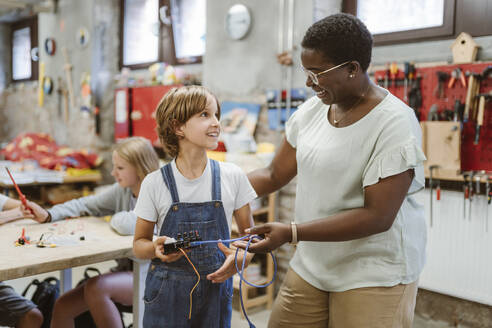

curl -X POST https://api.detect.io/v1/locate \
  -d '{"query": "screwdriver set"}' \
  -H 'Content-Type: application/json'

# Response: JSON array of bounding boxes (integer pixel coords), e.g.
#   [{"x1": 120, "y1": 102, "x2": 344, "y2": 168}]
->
[{"x1": 163, "y1": 231, "x2": 202, "y2": 255}]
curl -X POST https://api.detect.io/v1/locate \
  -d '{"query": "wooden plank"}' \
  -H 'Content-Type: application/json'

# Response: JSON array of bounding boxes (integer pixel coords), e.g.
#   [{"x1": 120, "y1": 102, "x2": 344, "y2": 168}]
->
[{"x1": 421, "y1": 122, "x2": 462, "y2": 181}]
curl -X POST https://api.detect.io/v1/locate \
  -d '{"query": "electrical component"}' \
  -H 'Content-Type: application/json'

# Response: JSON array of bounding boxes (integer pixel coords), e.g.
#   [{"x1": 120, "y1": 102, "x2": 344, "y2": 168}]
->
[{"x1": 162, "y1": 230, "x2": 202, "y2": 255}]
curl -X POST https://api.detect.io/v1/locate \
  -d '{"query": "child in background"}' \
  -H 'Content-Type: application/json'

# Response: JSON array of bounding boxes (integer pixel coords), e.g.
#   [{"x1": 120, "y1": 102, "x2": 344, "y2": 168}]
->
[
  {"x1": 26, "y1": 137, "x2": 160, "y2": 328},
  {"x1": 133, "y1": 86, "x2": 257, "y2": 328},
  {"x1": 0, "y1": 195, "x2": 43, "y2": 328}
]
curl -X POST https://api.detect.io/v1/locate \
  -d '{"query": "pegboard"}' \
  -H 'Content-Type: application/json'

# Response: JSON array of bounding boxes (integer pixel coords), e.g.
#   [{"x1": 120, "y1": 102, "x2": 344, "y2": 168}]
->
[{"x1": 373, "y1": 62, "x2": 492, "y2": 174}]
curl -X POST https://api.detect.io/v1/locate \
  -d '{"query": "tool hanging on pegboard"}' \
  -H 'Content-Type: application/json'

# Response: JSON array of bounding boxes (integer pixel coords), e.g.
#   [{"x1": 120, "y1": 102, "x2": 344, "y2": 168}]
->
[{"x1": 374, "y1": 62, "x2": 492, "y2": 173}]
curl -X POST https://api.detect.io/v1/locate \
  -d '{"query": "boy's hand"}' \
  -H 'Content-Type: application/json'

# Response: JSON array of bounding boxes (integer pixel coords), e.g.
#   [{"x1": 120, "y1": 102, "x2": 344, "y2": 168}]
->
[
  {"x1": 24, "y1": 200, "x2": 49, "y2": 223},
  {"x1": 207, "y1": 242, "x2": 254, "y2": 283},
  {"x1": 153, "y1": 236, "x2": 185, "y2": 263}
]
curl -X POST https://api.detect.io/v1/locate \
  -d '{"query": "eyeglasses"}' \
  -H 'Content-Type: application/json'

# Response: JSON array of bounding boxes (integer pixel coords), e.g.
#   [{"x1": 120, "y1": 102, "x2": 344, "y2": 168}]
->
[{"x1": 301, "y1": 61, "x2": 350, "y2": 85}]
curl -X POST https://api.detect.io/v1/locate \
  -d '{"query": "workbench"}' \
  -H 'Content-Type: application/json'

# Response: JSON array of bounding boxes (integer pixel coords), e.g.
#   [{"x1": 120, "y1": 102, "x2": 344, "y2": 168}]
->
[
  {"x1": 0, "y1": 216, "x2": 148, "y2": 327},
  {"x1": 1, "y1": 172, "x2": 102, "y2": 204},
  {"x1": 0, "y1": 172, "x2": 102, "y2": 190}
]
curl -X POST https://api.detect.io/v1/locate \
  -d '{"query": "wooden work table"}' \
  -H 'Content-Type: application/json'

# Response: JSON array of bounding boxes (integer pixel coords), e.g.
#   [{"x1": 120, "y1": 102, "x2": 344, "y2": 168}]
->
[
  {"x1": 0, "y1": 216, "x2": 148, "y2": 328},
  {"x1": 0, "y1": 216, "x2": 132, "y2": 281}
]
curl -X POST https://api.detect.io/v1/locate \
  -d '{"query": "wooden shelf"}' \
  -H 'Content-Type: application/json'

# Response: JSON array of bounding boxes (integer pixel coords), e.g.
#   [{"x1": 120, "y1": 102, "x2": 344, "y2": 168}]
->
[
  {"x1": 233, "y1": 274, "x2": 269, "y2": 290},
  {"x1": 252, "y1": 207, "x2": 269, "y2": 216}
]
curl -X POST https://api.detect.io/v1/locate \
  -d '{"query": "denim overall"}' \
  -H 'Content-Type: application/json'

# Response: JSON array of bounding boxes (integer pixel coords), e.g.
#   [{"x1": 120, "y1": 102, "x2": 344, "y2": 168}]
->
[{"x1": 143, "y1": 160, "x2": 233, "y2": 328}]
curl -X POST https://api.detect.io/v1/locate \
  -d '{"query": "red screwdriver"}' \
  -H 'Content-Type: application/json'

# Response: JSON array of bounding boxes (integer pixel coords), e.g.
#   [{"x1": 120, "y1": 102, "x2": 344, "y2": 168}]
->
[{"x1": 5, "y1": 167, "x2": 34, "y2": 214}]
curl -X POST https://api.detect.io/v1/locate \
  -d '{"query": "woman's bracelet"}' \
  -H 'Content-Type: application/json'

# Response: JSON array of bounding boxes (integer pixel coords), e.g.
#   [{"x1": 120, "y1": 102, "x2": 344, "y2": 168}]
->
[{"x1": 290, "y1": 221, "x2": 298, "y2": 245}]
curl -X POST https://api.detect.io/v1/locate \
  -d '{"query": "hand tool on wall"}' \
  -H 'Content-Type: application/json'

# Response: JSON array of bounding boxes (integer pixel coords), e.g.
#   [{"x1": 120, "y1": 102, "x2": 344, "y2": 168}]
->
[
  {"x1": 38, "y1": 61, "x2": 45, "y2": 107},
  {"x1": 464, "y1": 72, "x2": 479, "y2": 122},
  {"x1": 390, "y1": 62, "x2": 398, "y2": 89},
  {"x1": 474, "y1": 95, "x2": 486, "y2": 144},
  {"x1": 62, "y1": 47, "x2": 75, "y2": 109},
  {"x1": 448, "y1": 68, "x2": 466, "y2": 89},
  {"x1": 57, "y1": 77, "x2": 69, "y2": 123},
  {"x1": 470, "y1": 72, "x2": 482, "y2": 121},
  {"x1": 435, "y1": 71, "x2": 449, "y2": 99},
  {"x1": 403, "y1": 62, "x2": 410, "y2": 102},
  {"x1": 448, "y1": 69, "x2": 458, "y2": 88},
  {"x1": 429, "y1": 165, "x2": 439, "y2": 227},
  {"x1": 428, "y1": 104, "x2": 439, "y2": 121},
  {"x1": 458, "y1": 68, "x2": 467, "y2": 88},
  {"x1": 474, "y1": 171, "x2": 484, "y2": 197},
  {"x1": 56, "y1": 77, "x2": 63, "y2": 118},
  {"x1": 436, "y1": 178, "x2": 441, "y2": 201},
  {"x1": 463, "y1": 172, "x2": 470, "y2": 220},
  {"x1": 384, "y1": 63, "x2": 390, "y2": 89},
  {"x1": 486, "y1": 176, "x2": 491, "y2": 232},
  {"x1": 468, "y1": 171, "x2": 476, "y2": 221},
  {"x1": 453, "y1": 99, "x2": 462, "y2": 122},
  {"x1": 408, "y1": 82, "x2": 422, "y2": 120}
]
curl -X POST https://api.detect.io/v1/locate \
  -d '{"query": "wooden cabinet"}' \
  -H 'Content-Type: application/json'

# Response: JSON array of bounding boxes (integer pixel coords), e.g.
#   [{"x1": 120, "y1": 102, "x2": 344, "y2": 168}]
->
[{"x1": 232, "y1": 192, "x2": 276, "y2": 316}]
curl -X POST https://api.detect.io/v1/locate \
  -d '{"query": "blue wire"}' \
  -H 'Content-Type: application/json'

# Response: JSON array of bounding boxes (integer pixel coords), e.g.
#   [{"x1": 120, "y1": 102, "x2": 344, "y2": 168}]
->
[
  {"x1": 189, "y1": 235, "x2": 249, "y2": 247},
  {"x1": 234, "y1": 235, "x2": 276, "y2": 328},
  {"x1": 189, "y1": 234, "x2": 277, "y2": 328}
]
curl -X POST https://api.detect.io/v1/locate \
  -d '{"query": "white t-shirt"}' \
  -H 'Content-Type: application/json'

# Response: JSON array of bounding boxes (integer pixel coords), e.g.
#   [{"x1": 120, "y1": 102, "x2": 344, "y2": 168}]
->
[
  {"x1": 0, "y1": 194, "x2": 8, "y2": 211},
  {"x1": 286, "y1": 90, "x2": 427, "y2": 292},
  {"x1": 134, "y1": 159, "x2": 257, "y2": 233}
]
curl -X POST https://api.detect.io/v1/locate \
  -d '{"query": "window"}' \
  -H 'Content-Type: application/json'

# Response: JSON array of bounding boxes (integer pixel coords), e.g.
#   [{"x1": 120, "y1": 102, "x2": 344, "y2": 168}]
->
[
  {"x1": 120, "y1": 0, "x2": 206, "y2": 68},
  {"x1": 11, "y1": 17, "x2": 38, "y2": 82},
  {"x1": 170, "y1": 0, "x2": 206, "y2": 62},
  {"x1": 122, "y1": 0, "x2": 160, "y2": 67},
  {"x1": 343, "y1": 0, "x2": 492, "y2": 45}
]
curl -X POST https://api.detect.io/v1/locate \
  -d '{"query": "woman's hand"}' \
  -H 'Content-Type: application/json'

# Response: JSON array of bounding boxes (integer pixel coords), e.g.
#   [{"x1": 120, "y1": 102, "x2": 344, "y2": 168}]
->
[
  {"x1": 23, "y1": 200, "x2": 49, "y2": 223},
  {"x1": 234, "y1": 222, "x2": 291, "y2": 253},
  {"x1": 152, "y1": 236, "x2": 185, "y2": 263},
  {"x1": 207, "y1": 242, "x2": 254, "y2": 283}
]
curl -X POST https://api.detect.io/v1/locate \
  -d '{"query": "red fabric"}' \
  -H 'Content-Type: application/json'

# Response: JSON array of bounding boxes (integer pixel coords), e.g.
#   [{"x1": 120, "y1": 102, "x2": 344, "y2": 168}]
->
[{"x1": 0, "y1": 133, "x2": 102, "y2": 170}]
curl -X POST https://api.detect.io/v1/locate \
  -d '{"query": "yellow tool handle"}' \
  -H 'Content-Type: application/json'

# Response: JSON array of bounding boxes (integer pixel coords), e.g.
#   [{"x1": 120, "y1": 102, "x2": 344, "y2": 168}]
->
[
  {"x1": 464, "y1": 75, "x2": 474, "y2": 120},
  {"x1": 477, "y1": 96, "x2": 485, "y2": 127},
  {"x1": 38, "y1": 61, "x2": 45, "y2": 107}
]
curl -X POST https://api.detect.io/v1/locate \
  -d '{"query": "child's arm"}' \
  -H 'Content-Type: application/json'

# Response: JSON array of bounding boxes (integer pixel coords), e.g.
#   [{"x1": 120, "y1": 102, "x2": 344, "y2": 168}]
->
[
  {"x1": 2, "y1": 197, "x2": 21, "y2": 210},
  {"x1": 0, "y1": 207, "x2": 33, "y2": 225},
  {"x1": 133, "y1": 217, "x2": 184, "y2": 262},
  {"x1": 234, "y1": 203, "x2": 255, "y2": 235},
  {"x1": 206, "y1": 203, "x2": 255, "y2": 283}
]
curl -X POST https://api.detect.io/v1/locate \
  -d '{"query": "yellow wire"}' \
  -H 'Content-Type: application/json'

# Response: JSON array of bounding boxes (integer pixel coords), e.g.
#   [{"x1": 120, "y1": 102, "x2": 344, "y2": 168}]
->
[{"x1": 179, "y1": 248, "x2": 200, "y2": 320}]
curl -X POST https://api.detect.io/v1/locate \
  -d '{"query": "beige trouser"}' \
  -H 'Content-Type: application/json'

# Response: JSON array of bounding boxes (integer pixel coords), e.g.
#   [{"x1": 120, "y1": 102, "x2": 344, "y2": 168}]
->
[{"x1": 268, "y1": 268, "x2": 418, "y2": 328}]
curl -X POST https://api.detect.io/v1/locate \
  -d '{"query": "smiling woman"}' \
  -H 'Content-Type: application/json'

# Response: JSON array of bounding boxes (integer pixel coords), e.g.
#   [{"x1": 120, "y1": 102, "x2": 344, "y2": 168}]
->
[{"x1": 241, "y1": 13, "x2": 427, "y2": 328}]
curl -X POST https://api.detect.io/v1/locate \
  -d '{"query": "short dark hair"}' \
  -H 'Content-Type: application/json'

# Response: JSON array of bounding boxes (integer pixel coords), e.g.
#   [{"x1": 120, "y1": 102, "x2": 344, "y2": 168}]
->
[{"x1": 301, "y1": 13, "x2": 373, "y2": 72}]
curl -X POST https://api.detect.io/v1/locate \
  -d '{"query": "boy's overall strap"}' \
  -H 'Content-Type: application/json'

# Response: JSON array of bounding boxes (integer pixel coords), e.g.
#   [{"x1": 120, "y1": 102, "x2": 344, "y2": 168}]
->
[
  {"x1": 210, "y1": 159, "x2": 221, "y2": 201},
  {"x1": 160, "y1": 163, "x2": 180, "y2": 203}
]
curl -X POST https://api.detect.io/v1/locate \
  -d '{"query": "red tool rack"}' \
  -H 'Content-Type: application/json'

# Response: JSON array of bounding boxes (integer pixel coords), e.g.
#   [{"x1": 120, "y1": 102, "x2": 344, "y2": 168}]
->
[{"x1": 373, "y1": 62, "x2": 492, "y2": 173}]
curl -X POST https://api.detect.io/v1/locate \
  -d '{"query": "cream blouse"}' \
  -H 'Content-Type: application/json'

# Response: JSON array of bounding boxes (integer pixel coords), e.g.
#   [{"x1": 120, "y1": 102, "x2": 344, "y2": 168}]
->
[{"x1": 285, "y1": 91, "x2": 427, "y2": 292}]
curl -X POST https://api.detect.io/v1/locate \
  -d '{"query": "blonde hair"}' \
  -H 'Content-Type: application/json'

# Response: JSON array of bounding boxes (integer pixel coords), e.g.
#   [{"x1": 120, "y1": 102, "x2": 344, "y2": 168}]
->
[
  {"x1": 113, "y1": 137, "x2": 160, "y2": 180},
  {"x1": 155, "y1": 85, "x2": 220, "y2": 158}
]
